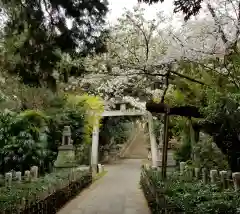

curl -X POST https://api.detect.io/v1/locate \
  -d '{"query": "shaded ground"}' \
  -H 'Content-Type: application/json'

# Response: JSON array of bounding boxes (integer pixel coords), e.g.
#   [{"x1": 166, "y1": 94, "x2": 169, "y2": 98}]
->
[{"x1": 58, "y1": 159, "x2": 150, "y2": 214}]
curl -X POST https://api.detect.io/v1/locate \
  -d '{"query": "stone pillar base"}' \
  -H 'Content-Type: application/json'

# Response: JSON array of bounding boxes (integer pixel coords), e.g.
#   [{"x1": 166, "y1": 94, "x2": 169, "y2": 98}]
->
[{"x1": 54, "y1": 145, "x2": 77, "y2": 168}]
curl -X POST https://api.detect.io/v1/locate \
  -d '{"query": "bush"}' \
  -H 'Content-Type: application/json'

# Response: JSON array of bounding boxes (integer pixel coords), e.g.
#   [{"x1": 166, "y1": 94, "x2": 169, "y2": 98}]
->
[
  {"x1": 99, "y1": 117, "x2": 137, "y2": 161},
  {"x1": 46, "y1": 94, "x2": 104, "y2": 165},
  {"x1": 0, "y1": 168, "x2": 92, "y2": 213},
  {"x1": 174, "y1": 131, "x2": 192, "y2": 164},
  {"x1": 0, "y1": 93, "x2": 104, "y2": 173},
  {"x1": 193, "y1": 134, "x2": 229, "y2": 170},
  {"x1": 140, "y1": 166, "x2": 240, "y2": 214},
  {"x1": 0, "y1": 110, "x2": 51, "y2": 174}
]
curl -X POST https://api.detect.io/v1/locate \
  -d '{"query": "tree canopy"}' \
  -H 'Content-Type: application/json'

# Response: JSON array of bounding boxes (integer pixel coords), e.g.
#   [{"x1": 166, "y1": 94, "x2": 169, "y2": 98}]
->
[
  {"x1": 0, "y1": 0, "x2": 109, "y2": 91},
  {"x1": 138, "y1": 0, "x2": 203, "y2": 21}
]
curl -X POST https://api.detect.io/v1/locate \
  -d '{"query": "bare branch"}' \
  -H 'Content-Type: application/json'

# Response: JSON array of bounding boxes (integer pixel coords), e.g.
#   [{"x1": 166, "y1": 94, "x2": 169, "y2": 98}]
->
[
  {"x1": 207, "y1": 3, "x2": 229, "y2": 45},
  {"x1": 161, "y1": 69, "x2": 170, "y2": 103},
  {"x1": 126, "y1": 14, "x2": 151, "y2": 64}
]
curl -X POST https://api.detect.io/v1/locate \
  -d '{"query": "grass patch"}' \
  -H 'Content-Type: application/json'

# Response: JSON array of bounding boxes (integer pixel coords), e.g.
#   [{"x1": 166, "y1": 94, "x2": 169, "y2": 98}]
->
[{"x1": 93, "y1": 170, "x2": 107, "y2": 181}]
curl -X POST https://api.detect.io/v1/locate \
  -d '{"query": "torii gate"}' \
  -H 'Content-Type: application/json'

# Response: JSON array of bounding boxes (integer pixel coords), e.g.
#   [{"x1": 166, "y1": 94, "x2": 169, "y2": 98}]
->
[{"x1": 91, "y1": 102, "x2": 159, "y2": 175}]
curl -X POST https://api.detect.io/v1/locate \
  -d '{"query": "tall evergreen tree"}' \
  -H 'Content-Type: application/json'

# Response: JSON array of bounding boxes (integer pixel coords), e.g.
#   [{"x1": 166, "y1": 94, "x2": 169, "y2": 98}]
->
[{"x1": 1, "y1": 0, "x2": 109, "y2": 91}]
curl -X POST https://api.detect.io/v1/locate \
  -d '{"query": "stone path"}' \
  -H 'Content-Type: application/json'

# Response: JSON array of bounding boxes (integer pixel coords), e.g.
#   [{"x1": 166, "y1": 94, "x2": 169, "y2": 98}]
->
[{"x1": 58, "y1": 159, "x2": 150, "y2": 214}]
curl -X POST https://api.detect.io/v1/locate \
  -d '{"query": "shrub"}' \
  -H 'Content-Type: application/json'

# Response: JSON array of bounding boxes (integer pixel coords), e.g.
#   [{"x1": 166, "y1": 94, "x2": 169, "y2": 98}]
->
[
  {"x1": 0, "y1": 110, "x2": 52, "y2": 174},
  {"x1": 0, "y1": 169, "x2": 92, "y2": 213},
  {"x1": 193, "y1": 134, "x2": 229, "y2": 170},
  {"x1": 140, "y1": 167, "x2": 240, "y2": 214},
  {"x1": 46, "y1": 94, "x2": 104, "y2": 165},
  {"x1": 0, "y1": 93, "x2": 104, "y2": 173},
  {"x1": 174, "y1": 131, "x2": 192, "y2": 164}
]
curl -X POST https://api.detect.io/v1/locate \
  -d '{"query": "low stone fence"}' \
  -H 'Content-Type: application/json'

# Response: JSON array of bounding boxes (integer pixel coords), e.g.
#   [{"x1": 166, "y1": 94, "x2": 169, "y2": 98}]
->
[
  {"x1": 0, "y1": 166, "x2": 92, "y2": 214},
  {"x1": 178, "y1": 162, "x2": 237, "y2": 190},
  {"x1": 140, "y1": 162, "x2": 240, "y2": 214},
  {"x1": 140, "y1": 165, "x2": 176, "y2": 214}
]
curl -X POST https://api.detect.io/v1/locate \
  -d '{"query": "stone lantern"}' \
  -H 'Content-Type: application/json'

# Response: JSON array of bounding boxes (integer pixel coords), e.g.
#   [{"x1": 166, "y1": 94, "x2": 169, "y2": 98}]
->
[
  {"x1": 54, "y1": 126, "x2": 77, "y2": 169},
  {"x1": 62, "y1": 126, "x2": 72, "y2": 145},
  {"x1": 114, "y1": 99, "x2": 129, "y2": 111}
]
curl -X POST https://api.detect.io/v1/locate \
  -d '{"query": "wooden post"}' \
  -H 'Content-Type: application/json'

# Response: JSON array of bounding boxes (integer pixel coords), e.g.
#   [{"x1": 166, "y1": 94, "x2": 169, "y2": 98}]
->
[
  {"x1": 147, "y1": 112, "x2": 158, "y2": 168},
  {"x1": 162, "y1": 112, "x2": 169, "y2": 179}
]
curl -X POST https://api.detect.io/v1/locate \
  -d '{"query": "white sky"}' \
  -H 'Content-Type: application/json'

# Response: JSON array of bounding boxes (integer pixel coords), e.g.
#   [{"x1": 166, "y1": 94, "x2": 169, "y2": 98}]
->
[
  {"x1": 107, "y1": 0, "x2": 181, "y2": 25},
  {"x1": 107, "y1": 0, "x2": 207, "y2": 28}
]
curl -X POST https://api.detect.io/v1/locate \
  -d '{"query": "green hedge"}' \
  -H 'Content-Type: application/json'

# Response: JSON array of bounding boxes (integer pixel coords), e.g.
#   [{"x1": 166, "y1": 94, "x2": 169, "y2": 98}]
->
[
  {"x1": 0, "y1": 93, "x2": 104, "y2": 174},
  {"x1": 140, "y1": 166, "x2": 240, "y2": 214},
  {"x1": 0, "y1": 169, "x2": 92, "y2": 213}
]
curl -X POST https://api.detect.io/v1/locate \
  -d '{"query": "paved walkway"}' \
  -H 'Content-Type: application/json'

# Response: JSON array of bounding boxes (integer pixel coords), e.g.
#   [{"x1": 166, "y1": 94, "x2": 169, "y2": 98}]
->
[{"x1": 58, "y1": 159, "x2": 150, "y2": 214}]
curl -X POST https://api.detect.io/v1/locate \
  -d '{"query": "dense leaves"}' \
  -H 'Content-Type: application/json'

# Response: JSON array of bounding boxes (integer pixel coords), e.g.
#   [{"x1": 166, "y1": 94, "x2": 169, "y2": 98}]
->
[
  {"x1": 1, "y1": 0, "x2": 109, "y2": 90},
  {"x1": 0, "y1": 93, "x2": 104, "y2": 174},
  {"x1": 141, "y1": 167, "x2": 240, "y2": 214},
  {"x1": 0, "y1": 168, "x2": 91, "y2": 212}
]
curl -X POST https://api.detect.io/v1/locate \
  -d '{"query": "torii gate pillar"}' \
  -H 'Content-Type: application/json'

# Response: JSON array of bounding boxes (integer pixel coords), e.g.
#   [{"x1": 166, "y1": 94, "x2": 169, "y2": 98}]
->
[
  {"x1": 147, "y1": 112, "x2": 159, "y2": 168},
  {"x1": 91, "y1": 119, "x2": 100, "y2": 176}
]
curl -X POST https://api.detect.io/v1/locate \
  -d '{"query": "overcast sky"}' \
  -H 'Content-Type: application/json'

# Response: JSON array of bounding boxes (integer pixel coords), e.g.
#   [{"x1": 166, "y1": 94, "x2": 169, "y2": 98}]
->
[
  {"x1": 107, "y1": 0, "x2": 207, "y2": 27},
  {"x1": 107, "y1": 0, "x2": 181, "y2": 25}
]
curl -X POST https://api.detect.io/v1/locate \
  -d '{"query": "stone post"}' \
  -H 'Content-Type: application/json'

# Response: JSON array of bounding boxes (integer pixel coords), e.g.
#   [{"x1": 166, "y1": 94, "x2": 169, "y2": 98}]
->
[
  {"x1": 185, "y1": 165, "x2": 193, "y2": 179},
  {"x1": 98, "y1": 164, "x2": 103, "y2": 173},
  {"x1": 16, "y1": 171, "x2": 22, "y2": 183},
  {"x1": 21, "y1": 198, "x2": 26, "y2": 209},
  {"x1": 5, "y1": 172, "x2": 12, "y2": 187},
  {"x1": 180, "y1": 162, "x2": 186, "y2": 175},
  {"x1": 24, "y1": 170, "x2": 31, "y2": 182},
  {"x1": 120, "y1": 103, "x2": 126, "y2": 111},
  {"x1": 219, "y1": 170, "x2": 228, "y2": 189},
  {"x1": 30, "y1": 166, "x2": 38, "y2": 181},
  {"x1": 145, "y1": 163, "x2": 150, "y2": 170},
  {"x1": 147, "y1": 112, "x2": 158, "y2": 168},
  {"x1": 194, "y1": 168, "x2": 200, "y2": 179},
  {"x1": 232, "y1": 172, "x2": 240, "y2": 191},
  {"x1": 147, "y1": 147, "x2": 152, "y2": 160},
  {"x1": 202, "y1": 168, "x2": 208, "y2": 184},
  {"x1": 210, "y1": 169, "x2": 218, "y2": 184}
]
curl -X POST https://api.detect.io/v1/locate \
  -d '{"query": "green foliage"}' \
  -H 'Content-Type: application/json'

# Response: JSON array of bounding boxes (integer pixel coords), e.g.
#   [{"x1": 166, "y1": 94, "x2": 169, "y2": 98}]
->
[
  {"x1": 46, "y1": 94, "x2": 104, "y2": 165},
  {"x1": 153, "y1": 119, "x2": 162, "y2": 144},
  {"x1": 0, "y1": 168, "x2": 91, "y2": 211},
  {"x1": 0, "y1": 92, "x2": 104, "y2": 173},
  {"x1": 66, "y1": 94, "x2": 104, "y2": 145},
  {"x1": 174, "y1": 131, "x2": 192, "y2": 163},
  {"x1": 140, "y1": 167, "x2": 240, "y2": 214},
  {"x1": 100, "y1": 117, "x2": 133, "y2": 145},
  {"x1": 193, "y1": 134, "x2": 229, "y2": 170},
  {"x1": 1, "y1": 0, "x2": 109, "y2": 90},
  {"x1": 163, "y1": 57, "x2": 240, "y2": 171},
  {"x1": 0, "y1": 110, "x2": 50, "y2": 173},
  {"x1": 99, "y1": 117, "x2": 134, "y2": 157}
]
